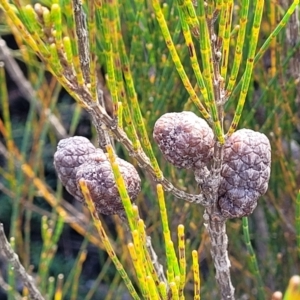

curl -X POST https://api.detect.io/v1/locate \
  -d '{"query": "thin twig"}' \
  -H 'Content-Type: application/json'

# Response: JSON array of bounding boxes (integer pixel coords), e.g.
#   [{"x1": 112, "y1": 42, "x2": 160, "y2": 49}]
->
[
  {"x1": 145, "y1": 236, "x2": 167, "y2": 284},
  {"x1": 0, "y1": 224, "x2": 44, "y2": 300},
  {"x1": 73, "y1": 0, "x2": 90, "y2": 84}
]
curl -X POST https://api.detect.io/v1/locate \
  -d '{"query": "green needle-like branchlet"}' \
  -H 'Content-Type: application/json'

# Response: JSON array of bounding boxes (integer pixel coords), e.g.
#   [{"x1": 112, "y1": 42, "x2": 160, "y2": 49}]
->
[
  {"x1": 117, "y1": 102, "x2": 123, "y2": 129},
  {"x1": 242, "y1": 217, "x2": 265, "y2": 300},
  {"x1": 63, "y1": 37, "x2": 73, "y2": 66},
  {"x1": 51, "y1": 4, "x2": 63, "y2": 51},
  {"x1": 54, "y1": 274, "x2": 64, "y2": 300},
  {"x1": 147, "y1": 275, "x2": 160, "y2": 299},
  {"x1": 206, "y1": 0, "x2": 214, "y2": 21},
  {"x1": 70, "y1": 250, "x2": 87, "y2": 300},
  {"x1": 0, "y1": 64, "x2": 14, "y2": 177},
  {"x1": 226, "y1": 0, "x2": 249, "y2": 95},
  {"x1": 158, "y1": 282, "x2": 167, "y2": 299},
  {"x1": 128, "y1": 242, "x2": 148, "y2": 296},
  {"x1": 132, "y1": 206, "x2": 140, "y2": 232},
  {"x1": 120, "y1": 94, "x2": 142, "y2": 151},
  {"x1": 136, "y1": 223, "x2": 150, "y2": 280},
  {"x1": 218, "y1": 1, "x2": 227, "y2": 40},
  {"x1": 156, "y1": 20, "x2": 182, "y2": 100},
  {"x1": 227, "y1": 0, "x2": 264, "y2": 135},
  {"x1": 8, "y1": 237, "x2": 16, "y2": 300},
  {"x1": 13, "y1": 0, "x2": 33, "y2": 31},
  {"x1": 24, "y1": 5, "x2": 42, "y2": 37},
  {"x1": 220, "y1": 0, "x2": 233, "y2": 82},
  {"x1": 103, "y1": 1, "x2": 141, "y2": 145},
  {"x1": 178, "y1": 224, "x2": 186, "y2": 298},
  {"x1": 137, "y1": 219, "x2": 162, "y2": 294},
  {"x1": 177, "y1": 8, "x2": 209, "y2": 108},
  {"x1": 42, "y1": 6, "x2": 51, "y2": 29},
  {"x1": 105, "y1": 43, "x2": 119, "y2": 119},
  {"x1": 170, "y1": 282, "x2": 179, "y2": 299},
  {"x1": 106, "y1": 0, "x2": 123, "y2": 118},
  {"x1": 49, "y1": 43, "x2": 63, "y2": 77},
  {"x1": 166, "y1": 239, "x2": 175, "y2": 283},
  {"x1": 157, "y1": 185, "x2": 180, "y2": 282},
  {"x1": 106, "y1": 145, "x2": 135, "y2": 231},
  {"x1": 47, "y1": 277, "x2": 55, "y2": 300},
  {"x1": 230, "y1": 25, "x2": 240, "y2": 38},
  {"x1": 216, "y1": 0, "x2": 223, "y2": 11},
  {"x1": 132, "y1": 230, "x2": 149, "y2": 297},
  {"x1": 192, "y1": 250, "x2": 200, "y2": 300},
  {"x1": 283, "y1": 275, "x2": 300, "y2": 300},
  {"x1": 171, "y1": 243, "x2": 180, "y2": 284}
]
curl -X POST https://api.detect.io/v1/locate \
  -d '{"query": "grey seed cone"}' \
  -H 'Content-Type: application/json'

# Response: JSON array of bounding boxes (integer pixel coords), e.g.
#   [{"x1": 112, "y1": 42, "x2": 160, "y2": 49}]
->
[
  {"x1": 54, "y1": 136, "x2": 106, "y2": 200},
  {"x1": 153, "y1": 112, "x2": 214, "y2": 169},
  {"x1": 76, "y1": 157, "x2": 141, "y2": 216},
  {"x1": 219, "y1": 129, "x2": 271, "y2": 218}
]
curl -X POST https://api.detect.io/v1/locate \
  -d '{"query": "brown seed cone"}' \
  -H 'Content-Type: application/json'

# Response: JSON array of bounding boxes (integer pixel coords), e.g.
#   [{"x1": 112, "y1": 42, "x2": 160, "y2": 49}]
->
[
  {"x1": 53, "y1": 136, "x2": 106, "y2": 201},
  {"x1": 153, "y1": 112, "x2": 214, "y2": 169},
  {"x1": 76, "y1": 157, "x2": 141, "y2": 216},
  {"x1": 218, "y1": 129, "x2": 271, "y2": 218}
]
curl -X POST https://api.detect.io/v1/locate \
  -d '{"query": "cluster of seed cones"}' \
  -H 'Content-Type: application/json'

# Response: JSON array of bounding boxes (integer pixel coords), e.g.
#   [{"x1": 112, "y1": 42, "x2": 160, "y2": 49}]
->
[
  {"x1": 54, "y1": 136, "x2": 141, "y2": 216},
  {"x1": 153, "y1": 112, "x2": 271, "y2": 218},
  {"x1": 54, "y1": 112, "x2": 271, "y2": 219}
]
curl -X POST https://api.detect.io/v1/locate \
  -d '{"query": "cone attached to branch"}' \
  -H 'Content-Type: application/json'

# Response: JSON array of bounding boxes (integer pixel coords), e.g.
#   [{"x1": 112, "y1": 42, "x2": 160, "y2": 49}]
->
[
  {"x1": 218, "y1": 129, "x2": 271, "y2": 218},
  {"x1": 153, "y1": 112, "x2": 214, "y2": 169}
]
